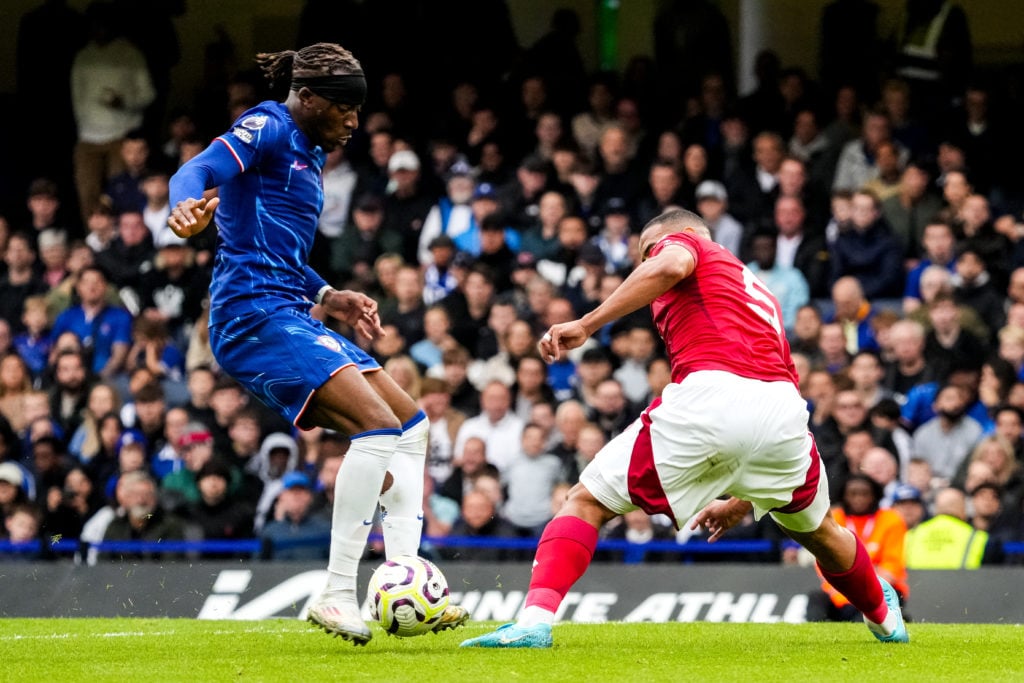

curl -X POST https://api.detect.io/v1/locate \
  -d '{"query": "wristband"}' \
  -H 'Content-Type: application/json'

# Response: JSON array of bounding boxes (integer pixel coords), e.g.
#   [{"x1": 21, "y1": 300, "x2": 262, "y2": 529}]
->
[{"x1": 315, "y1": 285, "x2": 332, "y2": 305}]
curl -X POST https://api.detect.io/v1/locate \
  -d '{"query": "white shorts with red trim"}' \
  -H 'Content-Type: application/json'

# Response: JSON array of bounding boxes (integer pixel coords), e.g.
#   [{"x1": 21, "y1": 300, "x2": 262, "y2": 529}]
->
[{"x1": 579, "y1": 370, "x2": 830, "y2": 533}]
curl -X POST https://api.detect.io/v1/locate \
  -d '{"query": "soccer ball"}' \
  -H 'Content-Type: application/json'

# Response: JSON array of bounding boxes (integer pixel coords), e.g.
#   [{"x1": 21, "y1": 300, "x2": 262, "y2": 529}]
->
[{"x1": 367, "y1": 555, "x2": 450, "y2": 637}]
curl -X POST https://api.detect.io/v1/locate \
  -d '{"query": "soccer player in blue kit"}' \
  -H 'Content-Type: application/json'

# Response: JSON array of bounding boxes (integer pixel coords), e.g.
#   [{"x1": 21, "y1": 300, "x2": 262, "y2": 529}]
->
[{"x1": 167, "y1": 43, "x2": 467, "y2": 645}]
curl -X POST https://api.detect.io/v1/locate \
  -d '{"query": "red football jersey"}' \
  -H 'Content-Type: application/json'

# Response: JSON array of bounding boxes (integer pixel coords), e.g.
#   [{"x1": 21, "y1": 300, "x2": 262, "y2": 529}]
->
[{"x1": 648, "y1": 232, "x2": 799, "y2": 387}]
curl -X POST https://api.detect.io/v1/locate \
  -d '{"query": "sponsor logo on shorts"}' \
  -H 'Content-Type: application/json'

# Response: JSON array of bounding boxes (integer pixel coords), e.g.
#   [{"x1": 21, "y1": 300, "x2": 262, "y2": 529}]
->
[{"x1": 316, "y1": 335, "x2": 342, "y2": 352}]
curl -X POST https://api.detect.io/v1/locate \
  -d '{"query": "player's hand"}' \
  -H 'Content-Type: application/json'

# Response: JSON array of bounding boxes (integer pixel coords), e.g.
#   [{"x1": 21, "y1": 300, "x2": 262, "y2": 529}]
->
[
  {"x1": 323, "y1": 289, "x2": 385, "y2": 339},
  {"x1": 690, "y1": 497, "x2": 753, "y2": 542},
  {"x1": 538, "y1": 321, "x2": 589, "y2": 363},
  {"x1": 168, "y1": 197, "x2": 220, "y2": 239}
]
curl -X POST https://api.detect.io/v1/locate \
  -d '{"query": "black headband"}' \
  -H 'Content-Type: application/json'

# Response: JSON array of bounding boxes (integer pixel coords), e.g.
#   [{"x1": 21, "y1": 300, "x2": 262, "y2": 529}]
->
[{"x1": 292, "y1": 74, "x2": 367, "y2": 107}]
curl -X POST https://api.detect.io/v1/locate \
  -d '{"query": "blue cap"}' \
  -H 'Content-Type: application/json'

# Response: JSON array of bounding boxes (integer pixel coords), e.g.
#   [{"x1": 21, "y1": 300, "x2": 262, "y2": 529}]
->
[
  {"x1": 281, "y1": 471, "x2": 311, "y2": 490},
  {"x1": 473, "y1": 182, "x2": 498, "y2": 201},
  {"x1": 892, "y1": 484, "x2": 922, "y2": 504},
  {"x1": 115, "y1": 429, "x2": 148, "y2": 457}
]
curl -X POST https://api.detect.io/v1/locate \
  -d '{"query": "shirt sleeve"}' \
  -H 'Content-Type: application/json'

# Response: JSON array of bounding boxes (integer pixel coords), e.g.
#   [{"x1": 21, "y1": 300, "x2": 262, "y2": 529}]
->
[
  {"x1": 302, "y1": 265, "x2": 329, "y2": 302},
  {"x1": 168, "y1": 111, "x2": 272, "y2": 205}
]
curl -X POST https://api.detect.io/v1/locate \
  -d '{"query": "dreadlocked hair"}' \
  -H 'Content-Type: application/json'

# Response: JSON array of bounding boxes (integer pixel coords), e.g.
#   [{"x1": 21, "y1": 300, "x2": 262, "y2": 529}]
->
[{"x1": 255, "y1": 43, "x2": 363, "y2": 89}]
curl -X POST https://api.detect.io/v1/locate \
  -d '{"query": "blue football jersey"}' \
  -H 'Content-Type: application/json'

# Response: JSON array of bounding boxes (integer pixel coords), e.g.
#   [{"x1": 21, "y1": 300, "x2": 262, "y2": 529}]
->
[{"x1": 170, "y1": 101, "x2": 328, "y2": 327}]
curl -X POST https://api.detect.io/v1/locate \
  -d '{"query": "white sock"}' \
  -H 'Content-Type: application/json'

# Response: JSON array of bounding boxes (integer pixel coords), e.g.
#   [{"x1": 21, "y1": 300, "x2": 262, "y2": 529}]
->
[
  {"x1": 325, "y1": 430, "x2": 399, "y2": 596},
  {"x1": 518, "y1": 605, "x2": 555, "y2": 628},
  {"x1": 379, "y1": 412, "x2": 428, "y2": 559},
  {"x1": 867, "y1": 607, "x2": 900, "y2": 636}
]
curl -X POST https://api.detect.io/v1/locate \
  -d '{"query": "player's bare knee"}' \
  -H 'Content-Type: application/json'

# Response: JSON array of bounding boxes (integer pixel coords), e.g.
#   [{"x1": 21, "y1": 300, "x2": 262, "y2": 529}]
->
[{"x1": 560, "y1": 484, "x2": 616, "y2": 527}]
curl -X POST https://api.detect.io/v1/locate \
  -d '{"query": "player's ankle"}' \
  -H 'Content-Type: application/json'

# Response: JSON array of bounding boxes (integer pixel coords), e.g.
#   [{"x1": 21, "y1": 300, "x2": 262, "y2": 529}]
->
[{"x1": 518, "y1": 605, "x2": 555, "y2": 628}]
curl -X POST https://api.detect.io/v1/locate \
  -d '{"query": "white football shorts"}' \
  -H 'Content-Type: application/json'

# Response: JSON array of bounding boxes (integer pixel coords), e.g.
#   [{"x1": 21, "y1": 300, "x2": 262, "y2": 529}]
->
[{"x1": 579, "y1": 370, "x2": 830, "y2": 533}]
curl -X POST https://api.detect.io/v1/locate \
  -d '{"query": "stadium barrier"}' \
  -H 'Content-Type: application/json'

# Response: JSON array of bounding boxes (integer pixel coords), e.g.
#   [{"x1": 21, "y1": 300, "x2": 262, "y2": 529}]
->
[
  {"x1": 0, "y1": 559, "x2": 1022, "y2": 623},
  {"x1": 1, "y1": 537, "x2": 1023, "y2": 623}
]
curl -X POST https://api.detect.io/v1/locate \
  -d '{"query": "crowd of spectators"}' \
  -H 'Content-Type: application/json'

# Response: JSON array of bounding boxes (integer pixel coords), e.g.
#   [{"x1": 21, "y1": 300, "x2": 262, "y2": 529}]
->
[{"x1": 2, "y1": 1, "x2": 1024, "y2": 569}]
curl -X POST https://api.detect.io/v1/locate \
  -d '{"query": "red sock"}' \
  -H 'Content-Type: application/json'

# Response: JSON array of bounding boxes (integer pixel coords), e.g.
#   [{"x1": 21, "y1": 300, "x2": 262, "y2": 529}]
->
[
  {"x1": 818, "y1": 536, "x2": 887, "y2": 624},
  {"x1": 524, "y1": 516, "x2": 599, "y2": 613}
]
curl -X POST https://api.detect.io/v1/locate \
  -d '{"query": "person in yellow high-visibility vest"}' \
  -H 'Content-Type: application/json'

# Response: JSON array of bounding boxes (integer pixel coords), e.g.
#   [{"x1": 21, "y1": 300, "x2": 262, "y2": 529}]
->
[{"x1": 905, "y1": 486, "x2": 988, "y2": 569}]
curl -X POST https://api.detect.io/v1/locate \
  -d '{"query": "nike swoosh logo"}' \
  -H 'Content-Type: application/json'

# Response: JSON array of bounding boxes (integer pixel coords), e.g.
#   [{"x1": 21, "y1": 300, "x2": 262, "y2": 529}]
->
[
  {"x1": 499, "y1": 632, "x2": 532, "y2": 644},
  {"x1": 416, "y1": 513, "x2": 424, "y2": 521},
  {"x1": 362, "y1": 519, "x2": 373, "y2": 525}
]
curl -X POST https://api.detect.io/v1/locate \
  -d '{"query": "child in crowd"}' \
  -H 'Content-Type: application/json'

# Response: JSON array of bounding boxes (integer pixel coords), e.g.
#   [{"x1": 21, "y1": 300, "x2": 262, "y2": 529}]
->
[{"x1": 13, "y1": 296, "x2": 52, "y2": 381}]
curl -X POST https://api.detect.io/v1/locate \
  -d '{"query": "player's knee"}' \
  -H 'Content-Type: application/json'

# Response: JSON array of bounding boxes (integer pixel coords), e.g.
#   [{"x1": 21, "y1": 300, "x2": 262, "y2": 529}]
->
[{"x1": 562, "y1": 484, "x2": 616, "y2": 526}]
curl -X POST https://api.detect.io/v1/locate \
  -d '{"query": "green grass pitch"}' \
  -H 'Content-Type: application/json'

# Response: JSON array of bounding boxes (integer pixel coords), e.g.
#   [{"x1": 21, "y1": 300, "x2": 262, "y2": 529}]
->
[{"x1": 1, "y1": 619, "x2": 1020, "y2": 682}]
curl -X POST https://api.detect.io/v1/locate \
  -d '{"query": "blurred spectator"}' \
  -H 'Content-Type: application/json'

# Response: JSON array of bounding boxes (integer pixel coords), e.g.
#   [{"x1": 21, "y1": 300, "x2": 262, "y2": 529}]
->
[
  {"x1": 612, "y1": 326, "x2": 660, "y2": 406},
  {"x1": 441, "y1": 488, "x2": 518, "y2": 562},
  {"x1": 586, "y1": 378, "x2": 637, "y2": 442},
  {"x1": 861, "y1": 446, "x2": 902, "y2": 505},
  {"x1": 694, "y1": 180, "x2": 742, "y2": 259},
  {"x1": 571, "y1": 72, "x2": 617, "y2": 159},
  {"x1": 137, "y1": 243, "x2": 209, "y2": 347},
  {"x1": 0, "y1": 462, "x2": 31, "y2": 524},
  {"x1": 519, "y1": 191, "x2": 569, "y2": 264},
  {"x1": 911, "y1": 382, "x2": 984, "y2": 483},
  {"x1": 260, "y1": 471, "x2": 331, "y2": 560},
  {"x1": 93, "y1": 209, "x2": 156, "y2": 303},
  {"x1": 881, "y1": 159, "x2": 944, "y2": 260},
  {"x1": 181, "y1": 458, "x2": 254, "y2": 558},
  {"x1": 70, "y1": 1, "x2": 154, "y2": 226},
  {"x1": 437, "y1": 435, "x2": 499, "y2": 507},
  {"x1": 380, "y1": 150, "x2": 435, "y2": 265},
  {"x1": 890, "y1": 483, "x2": 929, "y2": 530},
  {"x1": 593, "y1": 124, "x2": 645, "y2": 212},
  {"x1": 827, "y1": 277, "x2": 880, "y2": 355},
  {"x1": 0, "y1": 233, "x2": 49, "y2": 336},
  {"x1": 421, "y1": 235, "x2": 460, "y2": 307},
  {"x1": 418, "y1": 377, "x2": 466, "y2": 487},
  {"x1": 599, "y1": 508, "x2": 678, "y2": 563},
  {"x1": 416, "y1": 162, "x2": 476, "y2": 266},
  {"x1": 329, "y1": 193, "x2": 400, "y2": 286},
  {"x1": 889, "y1": 0, "x2": 973, "y2": 115},
  {"x1": 67, "y1": 381, "x2": 120, "y2": 463},
  {"x1": 81, "y1": 412, "x2": 122, "y2": 493},
  {"x1": 453, "y1": 381, "x2": 524, "y2": 475},
  {"x1": 952, "y1": 245, "x2": 1005, "y2": 339},
  {"x1": 3, "y1": 503, "x2": 45, "y2": 559},
  {"x1": 902, "y1": 222, "x2": 956, "y2": 314},
  {"x1": 832, "y1": 109, "x2": 908, "y2": 194},
  {"x1": 501, "y1": 423, "x2": 563, "y2": 536},
  {"x1": 861, "y1": 141, "x2": 905, "y2": 203},
  {"x1": 634, "y1": 160, "x2": 684, "y2": 229},
  {"x1": 43, "y1": 466, "x2": 103, "y2": 542},
  {"x1": 442, "y1": 263, "x2": 496, "y2": 358},
  {"x1": 234, "y1": 427, "x2": 294, "y2": 523},
  {"x1": 746, "y1": 231, "x2": 810, "y2": 337},
  {"x1": 829, "y1": 190, "x2": 904, "y2": 300},
  {"x1": 952, "y1": 434, "x2": 1023, "y2": 509},
  {"x1": 13, "y1": 296, "x2": 53, "y2": 380},
  {"x1": 104, "y1": 132, "x2": 149, "y2": 216},
  {"x1": 380, "y1": 266, "x2": 427, "y2": 347},
  {"x1": 905, "y1": 487, "x2": 990, "y2": 569},
  {"x1": 46, "y1": 349, "x2": 91, "y2": 436},
  {"x1": 309, "y1": 146, "x2": 357, "y2": 277},
  {"x1": 148, "y1": 405, "x2": 189, "y2": 481},
  {"x1": 922, "y1": 291, "x2": 988, "y2": 382},
  {"x1": 51, "y1": 265, "x2": 132, "y2": 379},
  {"x1": 101, "y1": 470, "x2": 185, "y2": 561}
]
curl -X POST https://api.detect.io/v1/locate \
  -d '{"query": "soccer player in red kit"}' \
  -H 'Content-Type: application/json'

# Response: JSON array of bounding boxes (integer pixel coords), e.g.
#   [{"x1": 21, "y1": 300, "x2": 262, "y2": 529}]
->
[{"x1": 461, "y1": 208, "x2": 908, "y2": 648}]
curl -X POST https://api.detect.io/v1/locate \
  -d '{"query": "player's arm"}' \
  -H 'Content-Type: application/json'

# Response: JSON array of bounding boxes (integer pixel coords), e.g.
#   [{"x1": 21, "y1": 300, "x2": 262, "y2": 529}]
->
[
  {"x1": 167, "y1": 140, "x2": 244, "y2": 238},
  {"x1": 580, "y1": 244, "x2": 693, "y2": 330},
  {"x1": 539, "y1": 244, "x2": 694, "y2": 361}
]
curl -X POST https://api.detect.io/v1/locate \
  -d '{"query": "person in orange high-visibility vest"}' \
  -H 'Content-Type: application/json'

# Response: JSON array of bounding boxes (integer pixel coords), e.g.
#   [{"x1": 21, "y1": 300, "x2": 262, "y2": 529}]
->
[{"x1": 812, "y1": 472, "x2": 909, "y2": 621}]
